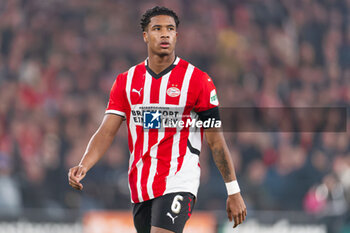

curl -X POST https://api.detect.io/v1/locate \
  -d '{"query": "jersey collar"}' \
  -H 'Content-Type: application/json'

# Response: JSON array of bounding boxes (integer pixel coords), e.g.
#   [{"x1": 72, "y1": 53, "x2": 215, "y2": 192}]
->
[{"x1": 145, "y1": 56, "x2": 180, "y2": 79}]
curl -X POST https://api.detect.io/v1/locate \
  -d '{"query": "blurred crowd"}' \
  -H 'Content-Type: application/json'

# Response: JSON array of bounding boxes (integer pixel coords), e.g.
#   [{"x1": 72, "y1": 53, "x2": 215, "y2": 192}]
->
[{"x1": 0, "y1": 0, "x2": 349, "y2": 231}]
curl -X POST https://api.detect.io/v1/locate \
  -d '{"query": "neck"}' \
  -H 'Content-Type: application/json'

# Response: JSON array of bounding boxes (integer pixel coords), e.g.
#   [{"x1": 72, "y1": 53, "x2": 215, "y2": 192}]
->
[{"x1": 147, "y1": 53, "x2": 176, "y2": 74}]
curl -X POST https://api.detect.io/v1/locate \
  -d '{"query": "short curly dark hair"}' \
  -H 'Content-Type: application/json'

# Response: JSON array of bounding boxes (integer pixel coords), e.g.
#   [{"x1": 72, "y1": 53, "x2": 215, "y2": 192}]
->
[{"x1": 140, "y1": 6, "x2": 179, "y2": 32}]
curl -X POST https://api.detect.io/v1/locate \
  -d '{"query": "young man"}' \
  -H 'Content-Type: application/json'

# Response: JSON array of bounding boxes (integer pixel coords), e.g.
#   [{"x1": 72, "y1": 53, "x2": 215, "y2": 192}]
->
[{"x1": 68, "y1": 6, "x2": 246, "y2": 233}]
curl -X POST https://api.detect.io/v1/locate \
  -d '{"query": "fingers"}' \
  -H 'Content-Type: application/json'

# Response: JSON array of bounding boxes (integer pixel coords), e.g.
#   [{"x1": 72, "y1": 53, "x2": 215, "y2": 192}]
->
[
  {"x1": 227, "y1": 208, "x2": 244, "y2": 227},
  {"x1": 233, "y1": 215, "x2": 239, "y2": 228},
  {"x1": 68, "y1": 166, "x2": 85, "y2": 190},
  {"x1": 69, "y1": 175, "x2": 83, "y2": 190},
  {"x1": 227, "y1": 208, "x2": 233, "y2": 222},
  {"x1": 229, "y1": 207, "x2": 247, "y2": 228},
  {"x1": 69, "y1": 180, "x2": 83, "y2": 190},
  {"x1": 68, "y1": 175, "x2": 83, "y2": 190},
  {"x1": 232, "y1": 211, "x2": 244, "y2": 228},
  {"x1": 227, "y1": 194, "x2": 247, "y2": 228}
]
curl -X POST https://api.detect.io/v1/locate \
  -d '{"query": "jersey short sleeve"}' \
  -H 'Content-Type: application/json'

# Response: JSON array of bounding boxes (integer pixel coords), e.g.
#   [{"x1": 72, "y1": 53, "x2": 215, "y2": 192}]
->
[
  {"x1": 105, "y1": 74, "x2": 127, "y2": 118},
  {"x1": 193, "y1": 73, "x2": 220, "y2": 122}
]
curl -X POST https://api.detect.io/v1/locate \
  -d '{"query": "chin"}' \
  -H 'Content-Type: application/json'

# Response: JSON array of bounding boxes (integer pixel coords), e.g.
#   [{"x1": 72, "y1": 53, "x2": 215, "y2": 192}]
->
[{"x1": 157, "y1": 51, "x2": 171, "y2": 57}]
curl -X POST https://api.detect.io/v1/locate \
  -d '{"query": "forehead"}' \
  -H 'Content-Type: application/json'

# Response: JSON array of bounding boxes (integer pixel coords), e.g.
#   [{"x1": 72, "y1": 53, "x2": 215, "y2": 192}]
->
[{"x1": 149, "y1": 15, "x2": 176, "y2": 26}]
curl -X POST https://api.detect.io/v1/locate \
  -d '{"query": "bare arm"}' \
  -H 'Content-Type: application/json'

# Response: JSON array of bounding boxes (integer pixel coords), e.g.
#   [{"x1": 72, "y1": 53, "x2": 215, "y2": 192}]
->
[
  {"x1": 205, "y1": 127, "x2": 247, "y2": 228},
  {"x1": 68, "y1": 114, "x2": 124, "y2": 190},
  {"x1": 205, "y1": 128, "x2": 236, "y2": 182}
]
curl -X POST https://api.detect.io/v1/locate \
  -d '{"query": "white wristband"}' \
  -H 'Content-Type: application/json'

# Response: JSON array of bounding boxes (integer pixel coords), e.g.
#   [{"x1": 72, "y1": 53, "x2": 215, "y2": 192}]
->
[{"x1": 225, "y1": 180, "x2": 240, "y2": 195}]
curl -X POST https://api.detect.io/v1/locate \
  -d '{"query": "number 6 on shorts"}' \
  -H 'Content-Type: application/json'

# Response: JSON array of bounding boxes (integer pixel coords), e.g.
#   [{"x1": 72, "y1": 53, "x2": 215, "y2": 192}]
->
[{"x1": 171, "y1": 195, "x2": 184, "y2": 214}]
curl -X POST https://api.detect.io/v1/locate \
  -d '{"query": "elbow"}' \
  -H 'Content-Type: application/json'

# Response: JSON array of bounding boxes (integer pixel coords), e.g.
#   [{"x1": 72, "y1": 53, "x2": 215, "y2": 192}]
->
[
  {"x1": 207, "y1": 137, "x2": 222, "y2": 151},
  {"x1": 206, "y1": 138, "x2": 216, "y2": 149}
]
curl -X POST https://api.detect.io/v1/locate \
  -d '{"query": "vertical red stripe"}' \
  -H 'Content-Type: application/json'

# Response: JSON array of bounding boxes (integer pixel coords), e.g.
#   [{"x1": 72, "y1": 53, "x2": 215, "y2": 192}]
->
[
  {"x1": 140, "y1": 129, "x2": 157, "y2": 199},
  {"x1": 166, "y1": 60, "x2": 188, "y2": 105},
  {"x1": 127, "y1": 120, "x2": 139, "y2": 203},
  {"x1": 134, "y1": 125, "x2": 145, "y2": 200},
  {"x1": 152, "y1": 129, "x2": 175, "y2": 197},
  {"x1": 150, "y1": 78, "x2": 162, "y2": 103},
  {"x1": 125, "y1": 91, "x2": 135, "y2": 202},
  {"x1": 129, "y1": 127, "x2": 143, "y2": 203},
  {"x1": 123, "y1": 70, "x2": 134, "y2": 156},
  {"x1": 130, "y1": 65, "x2": 146, "y2": 105},
  {"x1": 140, "y1": 157, "x2": 150, "y2": 200}
]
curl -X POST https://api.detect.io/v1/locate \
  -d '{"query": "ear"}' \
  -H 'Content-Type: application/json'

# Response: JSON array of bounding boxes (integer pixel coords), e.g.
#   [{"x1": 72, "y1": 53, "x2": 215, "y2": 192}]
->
[{"x1": 143, "y1": 31, "x2": 148, "y2": 43}]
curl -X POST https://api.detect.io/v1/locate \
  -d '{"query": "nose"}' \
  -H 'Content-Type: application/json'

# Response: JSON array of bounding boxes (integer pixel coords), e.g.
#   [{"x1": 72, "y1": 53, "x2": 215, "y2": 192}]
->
[{"x1": 160, "y1": 28, "x2": 170, "y2": 38}]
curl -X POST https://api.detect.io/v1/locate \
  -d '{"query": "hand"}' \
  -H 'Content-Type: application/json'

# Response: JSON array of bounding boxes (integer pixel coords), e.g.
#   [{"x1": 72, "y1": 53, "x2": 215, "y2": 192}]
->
[
  {"x1": 68, "y1": 165, "x2": 87, "y2": 190},
  {"x1": 226, "y1": 193, "x2": 247, "y2": 228}
]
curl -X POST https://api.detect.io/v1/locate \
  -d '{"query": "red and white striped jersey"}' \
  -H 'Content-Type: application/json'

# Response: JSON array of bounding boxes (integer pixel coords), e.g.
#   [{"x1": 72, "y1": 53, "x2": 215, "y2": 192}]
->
[{"x1": 106, "y1": 57, "x2": 219, "y2": 203}]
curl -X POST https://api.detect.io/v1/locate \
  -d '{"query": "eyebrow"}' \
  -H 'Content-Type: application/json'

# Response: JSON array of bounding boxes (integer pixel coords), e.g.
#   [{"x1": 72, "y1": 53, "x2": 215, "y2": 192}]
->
[{"x1": 151, "y1": 24, "x2": 176, "y2": 28}]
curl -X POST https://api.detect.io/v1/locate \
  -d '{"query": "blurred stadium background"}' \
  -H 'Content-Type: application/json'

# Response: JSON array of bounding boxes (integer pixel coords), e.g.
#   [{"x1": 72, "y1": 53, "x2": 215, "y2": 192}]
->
[{"x1": 0, "y1": 0, "x2": 349, "y2": 232}]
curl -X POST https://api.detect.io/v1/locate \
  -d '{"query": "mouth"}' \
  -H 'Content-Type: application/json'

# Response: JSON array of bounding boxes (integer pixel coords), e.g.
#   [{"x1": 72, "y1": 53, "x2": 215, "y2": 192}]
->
[{"x1": 160, "y1": 42, "x2": 170, "y2": 48}]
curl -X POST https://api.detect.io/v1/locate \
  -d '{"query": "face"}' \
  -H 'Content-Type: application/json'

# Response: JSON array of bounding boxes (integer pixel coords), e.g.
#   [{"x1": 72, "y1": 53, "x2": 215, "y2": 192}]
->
[{"x1": 143, "y1": 15, "x2": 177, "y2": 57}]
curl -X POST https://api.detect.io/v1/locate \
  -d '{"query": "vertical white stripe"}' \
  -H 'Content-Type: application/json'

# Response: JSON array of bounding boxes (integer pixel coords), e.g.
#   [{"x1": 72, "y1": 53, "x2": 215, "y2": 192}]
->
[
  {"x1": 179, "y1": 64, "x2": 194, "y2": 106},
  {"x1": 174, "y1": 56, "x2": 180, "y2": 65},
  {"x1": 167, "y1": 133, "x2": 180, "y2": 178},
  {"x1": 136, "y1": 156, "x2": 143, "y2": 202},
  {"x1": 126, "y1": 66, "x2": 135, "y2": 108},
  {"x1": 147, "y1": 155, "x2": 157, "y2": 199},
  {"x1": 159, "y1": 72, "x2": 171, "y2": 105},
  {"x1": 147, "y1": 129, "x2": 164, "y2": 199},
  {"x1": 143, "y1": 72, "x2": 152, "y2": 104},
  {"x1": 143, "y1": 130, "x2": 149, "y2": 167},
  {"x1": 166, "y1": 64, "x2": 195, "y2": 188},
  {"x1": 126, "y1": 66, "x2": 136, "y2": 171},
  {"x1": 142, "y1": 70, "x2": 150, "y2": 152}
]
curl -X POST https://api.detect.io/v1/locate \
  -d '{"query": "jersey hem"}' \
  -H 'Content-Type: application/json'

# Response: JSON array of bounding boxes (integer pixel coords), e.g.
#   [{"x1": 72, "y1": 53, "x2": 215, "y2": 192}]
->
[{"x1": 130, "y1": 188, "x2": 198, "y2": 204}]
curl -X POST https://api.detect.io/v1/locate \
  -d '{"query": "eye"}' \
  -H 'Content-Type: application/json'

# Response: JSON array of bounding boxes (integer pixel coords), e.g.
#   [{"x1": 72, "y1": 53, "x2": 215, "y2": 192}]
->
[{"x1": 168, "y1": 27, "x2": 175, "y2": 31}]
